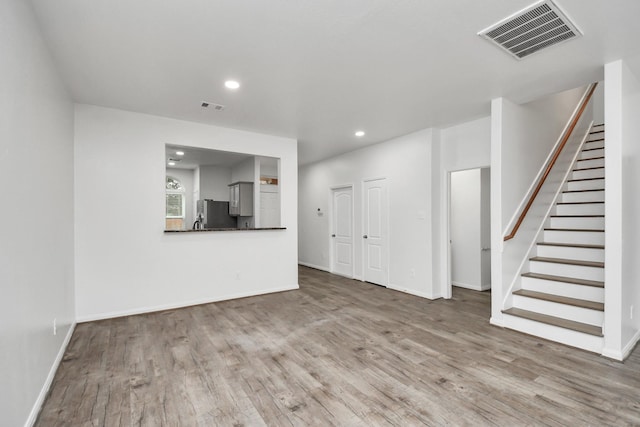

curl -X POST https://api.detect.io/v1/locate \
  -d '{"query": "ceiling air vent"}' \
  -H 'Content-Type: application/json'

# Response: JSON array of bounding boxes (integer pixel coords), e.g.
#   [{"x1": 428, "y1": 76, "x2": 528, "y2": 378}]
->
[
  {"x1": 478, "y1": 0, "x2": 582, "y2": 60},
  {"x1": 201, "y1": 101, "x2": 225, "y2": 111}
]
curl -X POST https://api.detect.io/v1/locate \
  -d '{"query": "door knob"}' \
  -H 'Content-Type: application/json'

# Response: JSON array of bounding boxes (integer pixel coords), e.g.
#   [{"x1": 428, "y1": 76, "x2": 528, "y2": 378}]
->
[
  {"x1": 331, "y1": 234, "x2": 336, "y2": 237},
  {"x1": 363, "y1": 235, "x2": 368, "y2": 239}
]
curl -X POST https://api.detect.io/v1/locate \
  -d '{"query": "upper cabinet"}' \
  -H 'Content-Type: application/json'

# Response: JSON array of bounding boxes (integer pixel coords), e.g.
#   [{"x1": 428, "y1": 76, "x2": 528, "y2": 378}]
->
[{"x1": 228, "y1": 181, "x2": 253, "y2": 216}]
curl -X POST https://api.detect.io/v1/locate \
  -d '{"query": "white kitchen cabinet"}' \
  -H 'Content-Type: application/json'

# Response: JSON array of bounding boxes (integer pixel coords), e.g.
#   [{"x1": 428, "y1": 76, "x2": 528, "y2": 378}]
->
[{"x1": 228, "y1": 181, "x2": 253, "y2": 216}]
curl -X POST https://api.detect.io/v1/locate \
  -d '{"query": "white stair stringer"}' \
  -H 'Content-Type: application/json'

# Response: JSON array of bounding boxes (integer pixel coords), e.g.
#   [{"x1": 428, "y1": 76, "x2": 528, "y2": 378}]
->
[{"x1": 502, "y1": 124, "x2": 606, "y2": 355}]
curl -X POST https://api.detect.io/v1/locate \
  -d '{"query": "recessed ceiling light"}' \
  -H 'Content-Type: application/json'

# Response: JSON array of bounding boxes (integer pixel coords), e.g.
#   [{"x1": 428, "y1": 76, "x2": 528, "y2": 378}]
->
[
  {"x1": 168, "y1": 161, "x2": 176, "y2": 166},
  {"x1": 175, "y1": 151, "x2": 184, "y2": 156},
  {"x1": 225, "y1": 80, "x2": 240, "y2": 89},
  {"x1": 355, "y1": 131, "x2": 365, "y2": 137}
]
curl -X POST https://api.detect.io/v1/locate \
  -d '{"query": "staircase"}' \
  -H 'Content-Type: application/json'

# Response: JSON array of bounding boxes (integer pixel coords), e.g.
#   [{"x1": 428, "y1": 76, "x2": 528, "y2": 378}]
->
[{"x1": 503, "y1": 124, "x2": 605, "y2": 353}]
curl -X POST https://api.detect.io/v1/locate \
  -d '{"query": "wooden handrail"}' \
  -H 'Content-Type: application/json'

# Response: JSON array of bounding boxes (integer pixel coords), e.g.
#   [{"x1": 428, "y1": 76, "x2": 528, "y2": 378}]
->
[{"x1": 504, "y1": 82, "x2": 598, "y2": 242}]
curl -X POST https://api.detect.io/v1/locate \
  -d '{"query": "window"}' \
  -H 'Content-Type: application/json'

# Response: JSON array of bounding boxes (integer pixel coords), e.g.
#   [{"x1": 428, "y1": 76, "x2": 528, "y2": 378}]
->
[{"x1": 166, "y1": 176, "x2": 185, "y2": 230}]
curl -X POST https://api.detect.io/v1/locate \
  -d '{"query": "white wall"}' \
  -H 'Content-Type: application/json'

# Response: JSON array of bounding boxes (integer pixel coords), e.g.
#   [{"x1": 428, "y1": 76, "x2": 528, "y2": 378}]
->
[
  {"x1": 299, "y1": 129, "x2": 436, "y2": 298},
  {"x1": 74, "y1": 105, "x2": 298, "y2": 321},
  {"x1": 231, "y1": 157, "x2": 256, "y2": 182},
  {"x1": 199, "y1": 165, "x2": 231, "y2": 201},
  {"x1": 592, "y1": 81, "x2": 605, "y2": 125},
  {"x1": 604, "y1": 59, "x2": 640, "y2": 360},
  {"x1": 166, "y1": 167, "x2": 194, "y2": 229},
  {"x1": 259, "y1": 157, "x2": 279, "y2": 178},
  {"x1": 500, "y1": 86, "x2": 587, "y2": 229},
  {"x1": 450, "y1": 169, "x2": 482, "y2": 290},
  {"x1": 623, "y1": 60, "x2": 640, "y2": 354},
  {"x1": 0, "y1": 1, "x2": 75, "y2": 425},
  {"x1": 440, "y1": 117, "x2": 492, "y2": 172}
]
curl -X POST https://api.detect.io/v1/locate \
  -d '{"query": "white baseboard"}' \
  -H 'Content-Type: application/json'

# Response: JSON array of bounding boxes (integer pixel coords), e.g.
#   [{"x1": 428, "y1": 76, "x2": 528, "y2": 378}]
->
[
  {"x1": 386, "y1": 284, "x2": 438, "y2": 300},
  {"x1": 601, "y1": 347, "x2": 623, "y2": 361},
  {"x1": 622, "y1": 329, "x2": 640, "y2": 360},
  {"x1": 602, "y1": 330, "x2": 640, "y2": 362},
  {"x1": 25, "y1": 321, "x2": 76, "y2": 427},
  {"x1": 452, "y1": 281, "x2": 491, "y2": 292},
  {"x1": 77, "y1": 285, "x2": 299, "y2": 323},
  {"x1": 298, "y1": 261, "x2": 330, "y2": 272},
  {"x1": 490, "y1": 315, "x2": 505, "y2": 327}
]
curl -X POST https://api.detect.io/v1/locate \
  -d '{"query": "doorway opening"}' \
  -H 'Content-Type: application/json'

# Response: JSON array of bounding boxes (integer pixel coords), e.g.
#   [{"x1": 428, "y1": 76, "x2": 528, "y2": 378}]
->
[{"x1": 447, "y1": 167, "x2": 491, "y2": 296}]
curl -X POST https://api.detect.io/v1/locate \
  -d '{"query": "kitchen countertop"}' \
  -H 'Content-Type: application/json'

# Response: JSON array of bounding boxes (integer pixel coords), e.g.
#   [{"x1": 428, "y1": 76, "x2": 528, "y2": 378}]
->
[{"x1": 165, "y1": 227, "x2": 286, "y2": 233}]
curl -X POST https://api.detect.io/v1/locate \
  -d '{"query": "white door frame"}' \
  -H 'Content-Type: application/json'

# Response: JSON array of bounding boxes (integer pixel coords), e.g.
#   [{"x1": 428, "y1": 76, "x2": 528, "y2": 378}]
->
[
  {"x1": 361, "y1": 177, "x2": 389, "y2": 286},
  {"x1": 441, "y1": 166, "x2": 490, "y2": 299},
  {"x1": 329, "y1": 184, "x2": 355, "y2": 279}
]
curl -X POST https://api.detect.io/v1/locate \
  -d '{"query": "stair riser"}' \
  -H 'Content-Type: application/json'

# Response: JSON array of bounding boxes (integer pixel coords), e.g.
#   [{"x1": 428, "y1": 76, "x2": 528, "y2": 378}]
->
[
  {"x1": 583, "y1": 139, "x2": 604, "y2": 149},
  {"x1": 544, "y1": 230, "x2": 604, "y2": 245},
  {"x1": 571, "y1": 168, "x2": 604, "y2": 180},
  {"x1": 536, "y1": 244, "x2": 604, "y2": 262},
  {"x1": 561, "y1": 191, "x2": 604, "y2": 203},
  {"x1": 513, "y1": 295, "x2": 603, "y2": 326},
  {"x1": 502, "y1": 314, "x2": 603, "y2": 353},
  {"x1": 554, "y1": 203, "x2": 604, "y2": 216},
  {"x1": 579, "y1": 148, "x2": 604, "y2": 159},
  {"x1": 575, "y1": 158, "x2": 605, "y2": 169},
  {"x1": 529, "y1": 260, "x2": 604, "y2": 281},
  {"x1": 521, "y1": 277, "x2": 604, "y2": 302},
  {"x1": 548, "y1": 216, "x2": 605, "y2": 229},
  {"x1": 566, "y1": 179, "x2": 604, "y2": 191}
]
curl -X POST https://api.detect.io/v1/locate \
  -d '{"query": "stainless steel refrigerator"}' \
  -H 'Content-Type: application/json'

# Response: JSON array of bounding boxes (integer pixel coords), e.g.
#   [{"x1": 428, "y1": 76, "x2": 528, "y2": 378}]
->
[{"x1": 196, "y1": 200, "x2": 236, "y2": 229}]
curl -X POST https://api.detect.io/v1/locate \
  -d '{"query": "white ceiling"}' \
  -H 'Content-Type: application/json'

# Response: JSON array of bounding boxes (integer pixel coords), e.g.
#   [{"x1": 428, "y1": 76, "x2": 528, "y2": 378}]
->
[
  {"x1": 165, "y1": 144, "x2": 252, "y2": 170},
  {"x1": 30, "y1": 0, "x2": 640, "y2": 164}
]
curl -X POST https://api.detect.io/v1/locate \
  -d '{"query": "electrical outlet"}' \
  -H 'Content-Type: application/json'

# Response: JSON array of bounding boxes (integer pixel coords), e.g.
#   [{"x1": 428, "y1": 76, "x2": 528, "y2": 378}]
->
[
  {"x1": 53, "y1": 318, "x2": 57, "y2": 336},
  {"x1": 410, "y1": 268, "x2": 416, "y2": 278},
  {"x1": 236, "y1": 272, "x2": 241, "y2": 280}
]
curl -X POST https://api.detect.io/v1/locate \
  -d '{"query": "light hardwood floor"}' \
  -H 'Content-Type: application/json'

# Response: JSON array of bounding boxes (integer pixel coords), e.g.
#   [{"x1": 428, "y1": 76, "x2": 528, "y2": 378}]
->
[{"x1": 36, "y1": 266, "x2": 640, "y2": 426}]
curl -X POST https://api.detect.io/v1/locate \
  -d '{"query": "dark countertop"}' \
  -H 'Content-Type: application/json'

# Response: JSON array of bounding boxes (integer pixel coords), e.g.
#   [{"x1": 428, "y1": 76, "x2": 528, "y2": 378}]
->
[{"x1": 165, "y1": 227, "x2": 286, "y2": 233}]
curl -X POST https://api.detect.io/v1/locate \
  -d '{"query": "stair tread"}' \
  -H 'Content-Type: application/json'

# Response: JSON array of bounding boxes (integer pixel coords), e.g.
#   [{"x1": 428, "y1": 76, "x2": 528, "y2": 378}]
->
[
  {"x1": 562, "y1": 189, "x2": 604, "y2": 193},
  {"x1": 513, "y1": 289, "x2": 604, "y2": 311},
  {"x1": 589, "y1": 130, "x2": 605, "y2": 134},
  {"x1": 522, "y1": 272, "x2": 604, "y2": 287},
  {"x1": 544, "y1": 228, "x2": 604, "y2": 232},
  {"x1": 556, "y1": 201, "x2": 604, "y2": 205},
  {"x1": 502, "y1": 308, "x2": 603, "y2": 336},
  {"x1": 585, "y1": 137, "x2": 605, "y2": 142},
  {"x1": 549, "y1": 215, "x2": 604, "y2": 218},
  {"x1": 567, "y1": 177, "x2": 604, "y2": 182},
  {"x1": 537, "y1": 242, "x2": 604, "y2": 249},
  {"x1": 529, "y1": 256, "x2": 604, "y2": 268},
  {"x1": 576, "y1": 156, "x2": 605, "y2": 161},
  {"x1": 581, "y1": 147, "x2": 604, "y2": 152},
  {"x1": 573, "y1": 166, "x2": 604, "y2": 171}
]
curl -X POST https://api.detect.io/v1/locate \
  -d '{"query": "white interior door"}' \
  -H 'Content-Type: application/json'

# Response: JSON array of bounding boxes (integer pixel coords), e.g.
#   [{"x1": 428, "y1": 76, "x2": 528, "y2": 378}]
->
[
  {"x1": 331, "y1": 187, "x2": 353, "y2": 278},
  {"x1": 363, "y1": 178, "x2": 388, "y2": 286}
]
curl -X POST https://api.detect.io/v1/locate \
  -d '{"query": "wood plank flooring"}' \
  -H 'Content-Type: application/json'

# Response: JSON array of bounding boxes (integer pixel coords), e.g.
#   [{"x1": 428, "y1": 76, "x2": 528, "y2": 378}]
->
[{"x1": 36, "y1": 266, "x2": 640, "y2": 426}]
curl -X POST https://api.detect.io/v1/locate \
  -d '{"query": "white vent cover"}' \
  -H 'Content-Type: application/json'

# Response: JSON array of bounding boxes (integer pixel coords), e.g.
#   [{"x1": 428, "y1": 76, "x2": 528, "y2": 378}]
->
[{"x1": 478, "y1": 0, "x2": 582, "y2": 60}]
